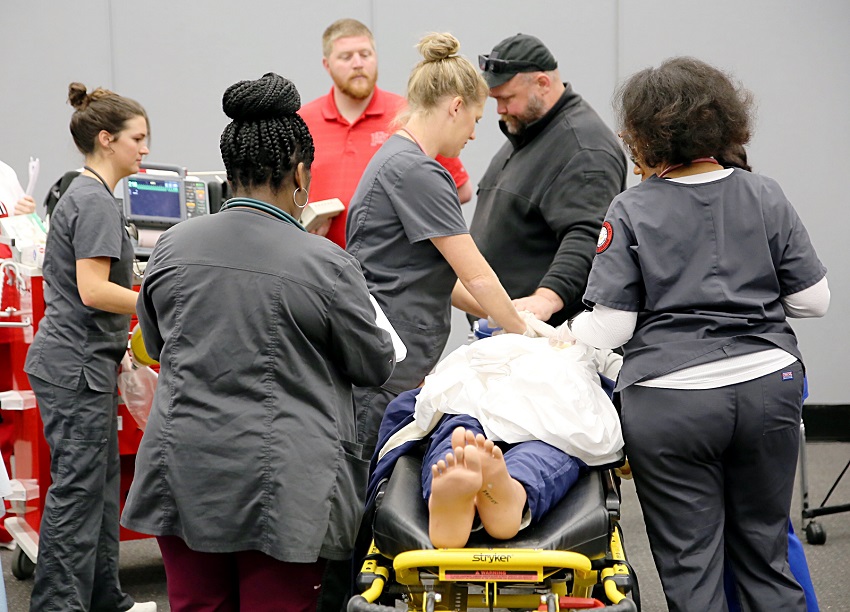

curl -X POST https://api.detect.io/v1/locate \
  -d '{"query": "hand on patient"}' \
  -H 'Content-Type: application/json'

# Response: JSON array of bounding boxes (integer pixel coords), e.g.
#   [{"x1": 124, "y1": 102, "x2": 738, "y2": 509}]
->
[
  {"x1": 548, "y1": 320, "x2": 576, "y2": 347},
  {"x1": 487, "y1": 310, "x2": 560, "y2": 339},
  {"x1": 511, "y1": 288, "x2": 563, "y2": 322},
  {"x1": 428, "y1": 427, "x2": 527, "y2": 548}
]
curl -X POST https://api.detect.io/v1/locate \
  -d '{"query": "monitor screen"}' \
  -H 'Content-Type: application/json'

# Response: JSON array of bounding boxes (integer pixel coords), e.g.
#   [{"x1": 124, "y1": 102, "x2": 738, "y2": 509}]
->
[{"x1": 125, "y1": 176, "x2": 184, "y2": 224}]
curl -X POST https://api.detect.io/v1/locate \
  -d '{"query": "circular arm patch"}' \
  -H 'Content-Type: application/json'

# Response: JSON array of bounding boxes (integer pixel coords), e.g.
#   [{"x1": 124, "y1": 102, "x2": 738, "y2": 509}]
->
[{"x1": 596, "y1": 221, "x2": 613, "y2": 254}]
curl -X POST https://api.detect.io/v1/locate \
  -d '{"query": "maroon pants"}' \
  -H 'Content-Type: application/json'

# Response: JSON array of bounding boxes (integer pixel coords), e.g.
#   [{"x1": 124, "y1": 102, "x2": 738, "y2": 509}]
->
[{"x1": 157, "y1": 536, "x2": 327, "y2": 612}]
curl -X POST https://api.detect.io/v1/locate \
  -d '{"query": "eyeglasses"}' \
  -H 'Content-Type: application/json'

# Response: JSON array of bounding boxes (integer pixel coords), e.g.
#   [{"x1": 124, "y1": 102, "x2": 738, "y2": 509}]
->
[{"x1": 478, "y1": 54, "x2": 544, "y2": 74}]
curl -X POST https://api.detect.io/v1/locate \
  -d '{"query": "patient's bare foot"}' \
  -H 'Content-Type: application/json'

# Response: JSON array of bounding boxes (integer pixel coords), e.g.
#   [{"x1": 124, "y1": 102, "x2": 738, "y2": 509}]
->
[
  {"x1": 473, "y1": 433, "x2": 527, "y2": 540},
  {"x1": 429, "y1": 437, "x2": 482, "y2": 548}
]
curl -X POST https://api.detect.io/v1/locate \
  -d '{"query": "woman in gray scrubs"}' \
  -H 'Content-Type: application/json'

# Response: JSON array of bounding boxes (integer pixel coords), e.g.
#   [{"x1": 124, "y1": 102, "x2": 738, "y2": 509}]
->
[
  {"x1": 121, "y1": 73, "x2": 395, "y2": 611},
  {"x1": 24, "y1": 83, "x2": 154, "y2": 611},
  {"x1": 568, "y1": 58, "x2": 829, "y2": 612},
  {"x1": 346, "y1": 33, "x2": 528, "y2": 450}
]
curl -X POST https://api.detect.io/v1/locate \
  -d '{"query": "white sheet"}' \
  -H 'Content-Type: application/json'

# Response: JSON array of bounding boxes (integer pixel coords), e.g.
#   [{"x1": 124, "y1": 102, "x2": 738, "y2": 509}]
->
[{"x1": 414, "y1": 335, "x2": 624, "y2": 466}]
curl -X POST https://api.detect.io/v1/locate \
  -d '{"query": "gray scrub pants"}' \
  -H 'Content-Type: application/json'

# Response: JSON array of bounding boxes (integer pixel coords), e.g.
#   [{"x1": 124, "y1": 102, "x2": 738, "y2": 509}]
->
[
  {"x1": 621, "y1": 362, "x2": 807, "y2": 612},
  {"x1": 28, "y1": 373, "x2": 134, "y2": 612}
]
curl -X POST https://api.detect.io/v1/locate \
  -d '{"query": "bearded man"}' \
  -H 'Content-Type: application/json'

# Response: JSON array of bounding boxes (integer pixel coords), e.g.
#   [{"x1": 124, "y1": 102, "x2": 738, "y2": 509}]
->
[
  {"x1": 471, "y1": 34, "x2": 627, "y2": 326},
  {"x1": 299, "y1": 19, "x2": 471, "y2": 247}
]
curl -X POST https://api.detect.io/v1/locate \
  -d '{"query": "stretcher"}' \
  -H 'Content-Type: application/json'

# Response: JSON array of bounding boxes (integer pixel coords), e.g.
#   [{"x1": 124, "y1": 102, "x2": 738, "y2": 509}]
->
[
  {"x1": 349, "y1": 448, "x2": 637, "y2": 612},
  {"x1": 348, "y1": 325, "x2": 636, "y2": 611}
]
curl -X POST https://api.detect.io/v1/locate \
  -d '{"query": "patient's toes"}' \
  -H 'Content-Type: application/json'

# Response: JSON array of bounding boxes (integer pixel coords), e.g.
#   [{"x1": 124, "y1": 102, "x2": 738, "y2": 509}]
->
[
  {"x1": 429, "y1": 443, "x2": 483, "y2": 548},
  {"x1": 450, "y1": 426, "x2": 467, "y2": 450}
]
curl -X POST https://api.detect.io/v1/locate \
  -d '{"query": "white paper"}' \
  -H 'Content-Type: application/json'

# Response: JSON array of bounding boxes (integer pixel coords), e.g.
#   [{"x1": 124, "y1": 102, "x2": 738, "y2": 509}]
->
[{"x1": 369, "y1": 294, "x2": 406, "y2": 362}]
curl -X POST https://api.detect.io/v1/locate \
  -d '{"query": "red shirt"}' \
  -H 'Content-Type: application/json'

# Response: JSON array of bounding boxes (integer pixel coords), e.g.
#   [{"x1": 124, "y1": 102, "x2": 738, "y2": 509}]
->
[{"x1": 299, "y1": 87, "x2": 468, "y2": 248}]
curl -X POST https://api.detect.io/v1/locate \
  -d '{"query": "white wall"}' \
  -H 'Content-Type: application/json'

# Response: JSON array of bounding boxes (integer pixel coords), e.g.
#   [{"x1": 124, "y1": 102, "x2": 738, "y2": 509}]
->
[{"x1": 1, "y1": 0, "x2": 846, "y2": 402}]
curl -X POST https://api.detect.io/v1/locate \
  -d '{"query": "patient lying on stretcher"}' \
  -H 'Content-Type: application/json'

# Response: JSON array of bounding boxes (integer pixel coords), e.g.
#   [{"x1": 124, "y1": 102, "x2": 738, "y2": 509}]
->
[
  {"x1": 377, "y1": 334, "x2": 626, "y2": 549},
  {"x1": 369, "y1": 334, "x2": 623, "y2": 548}
]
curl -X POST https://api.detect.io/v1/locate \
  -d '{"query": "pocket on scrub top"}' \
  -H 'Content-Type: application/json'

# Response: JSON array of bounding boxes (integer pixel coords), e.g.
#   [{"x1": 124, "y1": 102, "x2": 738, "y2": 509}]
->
[{"x1": 83, "y1": 329, "x2": 130, "y2": 391}]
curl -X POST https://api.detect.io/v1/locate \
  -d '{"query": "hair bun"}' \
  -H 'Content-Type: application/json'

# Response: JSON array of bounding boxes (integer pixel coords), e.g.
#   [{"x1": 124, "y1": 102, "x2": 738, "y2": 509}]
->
[
  {"x1": 67, "y1": 83, "x2": 118, "y2": 111},
  {"x1": 222, "y1": 72, "x2": 301, "y2": 121},
  {"x1": 67, "y1": 82, "x2": 89, "y2": 110},
  {"x1": 417, "y1": 32, "x2": 460, "y2": 62}
]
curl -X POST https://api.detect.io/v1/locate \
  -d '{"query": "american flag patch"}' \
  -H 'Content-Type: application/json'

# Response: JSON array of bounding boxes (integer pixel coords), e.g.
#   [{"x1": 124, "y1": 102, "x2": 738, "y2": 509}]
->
[{"x1": 782, "y1": 371, "x2": 794, "y2": 381}]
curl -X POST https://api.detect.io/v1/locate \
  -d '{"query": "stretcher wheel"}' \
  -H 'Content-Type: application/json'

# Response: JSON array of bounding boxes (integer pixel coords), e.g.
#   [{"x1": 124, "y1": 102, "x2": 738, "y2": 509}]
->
[
  {"x1": 805, "y1": 521, "x2": 826, "y2": 545},
  {"x1": 11, "y1": 545, "x2": 35, "y2": 580}
]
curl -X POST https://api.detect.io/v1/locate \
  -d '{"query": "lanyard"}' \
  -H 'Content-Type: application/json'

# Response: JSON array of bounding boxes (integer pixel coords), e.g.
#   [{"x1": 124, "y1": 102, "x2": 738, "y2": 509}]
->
[
  {"x1": 220, "y1": 197, "x2": 306, "y2": 231},
  {"x1": 83, "y1": 165, "x2": 114, "y2": 197},
  {"x1": 398, "y1": 127, "x2": 427, "y2": 154},
  {"x1": 657, "y1": 157, "x2": 721, "y2": 179}
]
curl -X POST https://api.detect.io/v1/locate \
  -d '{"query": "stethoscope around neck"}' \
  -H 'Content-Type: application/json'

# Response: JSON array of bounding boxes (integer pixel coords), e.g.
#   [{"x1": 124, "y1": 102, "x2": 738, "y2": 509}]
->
[{"x1": 219, "y1": 197, "x2": 306, "y2": 231}]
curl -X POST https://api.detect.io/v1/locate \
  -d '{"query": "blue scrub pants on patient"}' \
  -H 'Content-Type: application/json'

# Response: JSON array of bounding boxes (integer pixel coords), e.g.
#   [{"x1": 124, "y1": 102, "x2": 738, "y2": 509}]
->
[{"x1": 420, "y1": 414, "x2": 583, "y2": 523}]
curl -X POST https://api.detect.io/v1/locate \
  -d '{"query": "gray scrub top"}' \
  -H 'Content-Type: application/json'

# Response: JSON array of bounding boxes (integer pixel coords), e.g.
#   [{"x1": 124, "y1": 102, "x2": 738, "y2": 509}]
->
[
  {"x1": 583, "y1": 169, "x2": 827, "y2": 389},
  {"x1": 25, "y1": 176, "x2": 134, "y2": 392},
  {"x1": 346, "y1": 135, "x2": 469, "y2": 392},
  {"x1": 121, "y1": 207, "x2": 395, "y2": 562}
]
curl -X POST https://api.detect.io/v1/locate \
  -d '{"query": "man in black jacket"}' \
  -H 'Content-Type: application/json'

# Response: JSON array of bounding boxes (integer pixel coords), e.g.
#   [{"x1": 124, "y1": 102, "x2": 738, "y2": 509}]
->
[{"x1": 472, "y1": 34, "x2": 627, "y2": 327}]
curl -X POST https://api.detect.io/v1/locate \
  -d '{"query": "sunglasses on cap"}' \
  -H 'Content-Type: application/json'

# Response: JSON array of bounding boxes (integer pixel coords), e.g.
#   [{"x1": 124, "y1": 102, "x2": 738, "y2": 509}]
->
[{"x1": 478, "y1": 54, "x2": 545, "y2": 73}]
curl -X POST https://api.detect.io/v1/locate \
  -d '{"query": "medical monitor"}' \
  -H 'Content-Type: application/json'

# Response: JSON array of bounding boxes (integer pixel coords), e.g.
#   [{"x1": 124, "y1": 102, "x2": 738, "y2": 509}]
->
[{"x1": 123, "y1": 175, "x2": 186, "y2": 227}]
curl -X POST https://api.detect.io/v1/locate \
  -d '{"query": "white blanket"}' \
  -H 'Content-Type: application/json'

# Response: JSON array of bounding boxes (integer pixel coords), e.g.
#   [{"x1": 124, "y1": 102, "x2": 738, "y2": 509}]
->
[{"x1": 414, "y1": 335, "x2": 624, "y2": 466}]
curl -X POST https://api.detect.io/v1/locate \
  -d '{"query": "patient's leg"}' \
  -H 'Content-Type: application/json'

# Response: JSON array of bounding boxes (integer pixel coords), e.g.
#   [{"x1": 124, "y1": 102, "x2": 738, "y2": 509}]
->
[
  {"x1": 472, "y1": 433, "x2": 528, "y2": 540},
  {"x1": 428, "y1": 428, "x2": 482, "y2": 548}
]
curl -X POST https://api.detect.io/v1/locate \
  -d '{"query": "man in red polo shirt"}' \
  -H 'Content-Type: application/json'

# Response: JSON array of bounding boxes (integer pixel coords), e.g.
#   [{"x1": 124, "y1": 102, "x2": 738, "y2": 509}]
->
[{"x1": 299, "y1": 18, "x2": 472, "y2": 247}]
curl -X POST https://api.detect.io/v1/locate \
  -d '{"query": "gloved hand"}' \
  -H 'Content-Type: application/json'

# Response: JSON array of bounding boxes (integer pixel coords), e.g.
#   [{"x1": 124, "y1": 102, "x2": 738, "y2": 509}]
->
[
  {"x1": 520, "y1": 310, "x2": 558, "y2": 338},
  {"x1": 548, "y1": 321, "x2": 576, "y2": 347},
  {"x1": 489, "y1": 311, "x2": 559, "y2": 339}
]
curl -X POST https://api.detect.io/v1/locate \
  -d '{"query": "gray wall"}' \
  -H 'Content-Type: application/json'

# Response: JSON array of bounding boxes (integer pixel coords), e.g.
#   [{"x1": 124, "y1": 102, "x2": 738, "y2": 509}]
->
[{"x1": 1, "y1": 1, "x2": 846, "y2": 403}]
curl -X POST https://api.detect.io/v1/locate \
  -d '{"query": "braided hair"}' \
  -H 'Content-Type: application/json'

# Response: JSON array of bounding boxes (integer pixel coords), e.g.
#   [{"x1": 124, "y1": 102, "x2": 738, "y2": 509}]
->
[{"x1": 220, "y1": 72, "x2": 314, "y2": 194}]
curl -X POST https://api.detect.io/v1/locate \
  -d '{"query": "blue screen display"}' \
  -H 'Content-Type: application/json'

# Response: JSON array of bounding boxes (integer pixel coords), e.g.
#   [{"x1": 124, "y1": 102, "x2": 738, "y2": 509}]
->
[{"x1": 126, "y1": 177, "x2": 181, "y2": 220}]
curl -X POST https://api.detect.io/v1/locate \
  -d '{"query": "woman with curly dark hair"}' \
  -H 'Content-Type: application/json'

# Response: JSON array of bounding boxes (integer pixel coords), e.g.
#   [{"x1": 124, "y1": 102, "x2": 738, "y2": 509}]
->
[
  {"x1": 121, "y1": 72, "x2": 395, "y2": 611},
  {"x1": 566, "y1": 57, "x2": 830, "y2": 611}
]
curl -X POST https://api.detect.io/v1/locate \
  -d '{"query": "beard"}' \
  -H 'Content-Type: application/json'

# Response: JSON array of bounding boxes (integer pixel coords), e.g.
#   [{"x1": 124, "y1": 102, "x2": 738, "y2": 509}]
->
[
  {"x1": 501, "y1": 93, "x2": 547, "y2": 136},
  {"x1": 335, "y1": 68, "x2": 378, "y2": 101}
]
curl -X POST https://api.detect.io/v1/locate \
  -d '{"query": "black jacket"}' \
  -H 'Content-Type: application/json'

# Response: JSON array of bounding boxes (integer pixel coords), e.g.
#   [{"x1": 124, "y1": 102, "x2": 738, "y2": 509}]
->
[{"x1": 471, "y1": 84, "x2": 626, "y2": 325}]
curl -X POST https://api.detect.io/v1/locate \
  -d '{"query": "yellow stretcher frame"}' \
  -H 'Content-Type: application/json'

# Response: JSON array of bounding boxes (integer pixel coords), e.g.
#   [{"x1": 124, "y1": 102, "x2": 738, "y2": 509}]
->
[{"x1": 354, "y1": 523, "x2": 635, "y2": 612}]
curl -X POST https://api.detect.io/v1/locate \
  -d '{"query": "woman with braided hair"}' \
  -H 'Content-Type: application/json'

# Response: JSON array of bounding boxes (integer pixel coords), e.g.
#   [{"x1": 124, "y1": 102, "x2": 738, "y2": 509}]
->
[{"x1": 121, "y1": 72, "x2": 395, "y2": 611}]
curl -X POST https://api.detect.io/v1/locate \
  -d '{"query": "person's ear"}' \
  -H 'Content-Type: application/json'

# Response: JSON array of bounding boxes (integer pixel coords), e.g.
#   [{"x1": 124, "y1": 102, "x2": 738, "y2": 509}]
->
[
  {"x1": 450, "y1": 96, "x2": 463, "y2": 117},
  {"x1": 322, "y1": 57, "x2": 331, "y2": 75},
  {"x1": 97, "y1": 130, "x2": 113, "y2": 150},
  {"x1": 295, "y1": 162, "x2": 311, "y2": 192},
  {"x1": 535, "y1": 72, "x2": 551, "y2": 92}
]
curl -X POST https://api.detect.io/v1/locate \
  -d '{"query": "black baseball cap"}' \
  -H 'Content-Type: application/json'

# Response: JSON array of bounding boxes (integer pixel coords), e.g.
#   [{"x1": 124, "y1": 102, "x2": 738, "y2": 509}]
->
[{"x1": 479, "y1": 33, "x2": 558, "y2": 88}]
